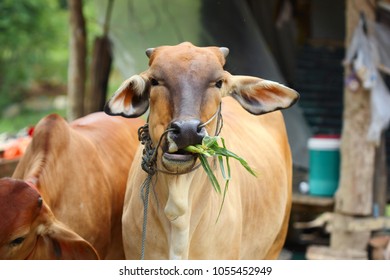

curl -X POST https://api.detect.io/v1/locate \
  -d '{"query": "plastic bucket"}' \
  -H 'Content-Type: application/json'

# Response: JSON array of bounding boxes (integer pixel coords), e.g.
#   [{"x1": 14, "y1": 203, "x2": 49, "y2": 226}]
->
[{"x1": 308, "y1": 135, "x2": 340, "y2": 197}]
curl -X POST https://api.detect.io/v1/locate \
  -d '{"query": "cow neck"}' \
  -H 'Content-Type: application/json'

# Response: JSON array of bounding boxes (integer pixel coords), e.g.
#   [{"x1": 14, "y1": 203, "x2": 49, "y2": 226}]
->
[{"x1": 25, "y1": 177, "x2": 40, "y2": 193}]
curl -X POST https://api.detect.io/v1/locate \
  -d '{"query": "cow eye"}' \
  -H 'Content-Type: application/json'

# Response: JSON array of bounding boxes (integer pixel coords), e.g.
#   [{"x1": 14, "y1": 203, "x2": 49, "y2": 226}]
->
[
  {"x1": 9, "y1": 237, "x2": 25, "y2": 247},
  {"x1": 215, "y1": 80, "x2": 223, "y2": 88},
  {"x1": 38, "y1": 197, "x2": 43, "y2": 208},
  {"x1": 150, "y1": 78, "x2": 159, "y2": 86}
]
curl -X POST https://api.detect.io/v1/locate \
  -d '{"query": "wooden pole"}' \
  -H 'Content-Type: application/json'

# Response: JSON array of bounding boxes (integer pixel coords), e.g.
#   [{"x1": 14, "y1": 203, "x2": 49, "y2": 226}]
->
[
  {"x1": 84, "y1": 37, "x2": 112, "y2": 114},
  {"x1": 303, "y1": 0, "x2": 390, "y2": 260},
  {"x1": 335, "y1": 0, "x2": 376, "y2": 216},
  {"x1": 331, "y1": 0, "x2": 376, "y2": 253},
  {"x1": 67, "y1": 0, "x2": 87, "y2": 121},
  {"x1": 374, "y1": 133, "x2": 388, "y2": 216},
  {"x1": 84, "y1": 0, "x2": 114, "y2": 114}
]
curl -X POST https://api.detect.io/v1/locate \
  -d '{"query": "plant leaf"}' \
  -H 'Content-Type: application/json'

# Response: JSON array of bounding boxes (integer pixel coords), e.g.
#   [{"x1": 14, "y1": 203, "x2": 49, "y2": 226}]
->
[
  {"x1": 212, "y1": 146, "x2": 257, "y2": 177},
  {"x1": 199, "y1": 154, "x2": 221, "y2": 194},
  {"x1": 216, "y1": 179, "x2": 229, "y2": 223},
  {"x1": 185, "y1": 136, "x2": 256, "y2": 222},
  {"x1": 202, "y1": 135, "x2": 219, "y2": 148}
]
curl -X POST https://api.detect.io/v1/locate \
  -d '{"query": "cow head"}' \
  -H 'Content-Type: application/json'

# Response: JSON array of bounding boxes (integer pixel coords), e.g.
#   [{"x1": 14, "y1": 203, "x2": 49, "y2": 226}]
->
[
  {"x1": 0, "y1": 178, "x2": 99, "y2": 260},
  {"x1": 105, "y1": 42, "x2": 299, "y2": 173}
]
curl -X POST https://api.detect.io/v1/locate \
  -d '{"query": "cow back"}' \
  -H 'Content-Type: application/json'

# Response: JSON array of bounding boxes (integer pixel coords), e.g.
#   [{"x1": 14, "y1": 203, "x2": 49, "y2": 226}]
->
[{"x1": 11, "y1": 112, "x2": 144, "y2": 259}]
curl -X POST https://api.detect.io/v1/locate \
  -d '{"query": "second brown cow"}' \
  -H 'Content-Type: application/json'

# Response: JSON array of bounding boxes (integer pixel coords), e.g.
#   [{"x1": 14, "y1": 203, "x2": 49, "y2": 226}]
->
[{"x1": 0, "y1": 112, "x2": 143, "y2": 259}]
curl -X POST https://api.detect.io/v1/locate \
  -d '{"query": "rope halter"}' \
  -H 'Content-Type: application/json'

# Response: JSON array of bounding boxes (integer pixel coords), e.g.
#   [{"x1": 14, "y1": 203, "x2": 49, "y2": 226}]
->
[{"x1": 137, "y1": 103, "x2": 223, "y2": 176}]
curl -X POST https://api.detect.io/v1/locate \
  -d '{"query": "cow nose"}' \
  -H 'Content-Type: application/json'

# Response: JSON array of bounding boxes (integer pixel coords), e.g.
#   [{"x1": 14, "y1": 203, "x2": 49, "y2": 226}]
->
[{"x1": 168, "y1": 119, "x2": 206, "y2": 150}]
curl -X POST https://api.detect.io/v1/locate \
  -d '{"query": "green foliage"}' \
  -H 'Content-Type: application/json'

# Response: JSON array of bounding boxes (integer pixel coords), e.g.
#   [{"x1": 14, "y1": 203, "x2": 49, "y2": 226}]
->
[
  {"x1": 0, "y1": 0, "x2": 105, "y2": 134},
  {"x1": 0, "y1": 0, "x2": 69, "y2": 110},
  {"x1": 0, "y1": 107, "x2": 66, "y2": 133}
]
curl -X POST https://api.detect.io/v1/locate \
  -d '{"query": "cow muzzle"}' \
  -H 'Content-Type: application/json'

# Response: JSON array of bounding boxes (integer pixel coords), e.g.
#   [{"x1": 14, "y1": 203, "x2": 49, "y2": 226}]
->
[{"x1": 162, "y1": 119, "x2": 206, "y2": 173}]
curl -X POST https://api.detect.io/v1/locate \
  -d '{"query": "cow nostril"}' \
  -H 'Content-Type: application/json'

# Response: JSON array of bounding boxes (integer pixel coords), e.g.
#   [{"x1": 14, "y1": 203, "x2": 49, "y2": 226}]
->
[
  {"x1": 169, "y1": 122, "x2": 181, "y2": 134},
  {"x1": 168, "y1": 120, "x2": 205, "y2": 149}
]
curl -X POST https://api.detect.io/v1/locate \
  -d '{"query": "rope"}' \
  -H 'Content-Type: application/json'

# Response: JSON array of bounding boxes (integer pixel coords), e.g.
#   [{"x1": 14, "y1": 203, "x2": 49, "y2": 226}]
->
[
  {"x1": 138, "y1": 123, "x2": 169, "y2": 259},
  {"x1": 137, "y1": 103, "x2": 223, "y2": 259},
  {"x1": 140, "y1": 173, "x2": 152, "y2": 260}
]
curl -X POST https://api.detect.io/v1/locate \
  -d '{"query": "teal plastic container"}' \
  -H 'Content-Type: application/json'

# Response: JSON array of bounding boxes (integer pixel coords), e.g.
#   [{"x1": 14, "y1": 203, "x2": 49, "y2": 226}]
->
[{"x1": 308, "y1": 136, "x2": 340, "y2": 197}]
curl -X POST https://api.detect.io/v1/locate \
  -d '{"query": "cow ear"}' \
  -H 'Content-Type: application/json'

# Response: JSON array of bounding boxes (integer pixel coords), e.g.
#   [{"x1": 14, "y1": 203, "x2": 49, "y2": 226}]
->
[
  {"x1": 104, "y1": 74, "x2": 150, "y2": 118},
  {"x1": 28, "y1": 222, "x2": 99, "y2": 260},
  {"x1": 226, "y1": 75, "x2": 299, "y2": 115}
]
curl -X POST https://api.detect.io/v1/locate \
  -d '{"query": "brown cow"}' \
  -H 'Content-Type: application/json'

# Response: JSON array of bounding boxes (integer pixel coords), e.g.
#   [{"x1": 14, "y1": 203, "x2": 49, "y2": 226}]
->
[
  {"x1": 0, "y1": 178, "x2": 98, "y2": 259},
  {"x1": 105, "y1": 42, "x2": 299, "y2": 259},
  {"x1": 0, "y1": 112, "x2": 144, "y2": 259}
]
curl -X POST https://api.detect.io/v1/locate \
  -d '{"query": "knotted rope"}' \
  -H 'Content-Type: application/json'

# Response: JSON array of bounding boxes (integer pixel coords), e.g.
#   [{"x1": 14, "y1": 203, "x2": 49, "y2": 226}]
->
[{"x1": 138, "y1": 124, "x2": 173, "y2": 259}]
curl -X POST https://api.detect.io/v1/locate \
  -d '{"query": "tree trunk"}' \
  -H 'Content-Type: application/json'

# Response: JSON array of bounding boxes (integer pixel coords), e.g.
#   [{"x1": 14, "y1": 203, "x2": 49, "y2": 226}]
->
[
  {"x1": 67, "y1": 0, "x2": 87, "y2": 121},
  {"x1": 84, "y1": 0, "x2": 114, "y2": 114},
  {"x1": 84, "y1": 36, "x2": 112, "y2": 114}
]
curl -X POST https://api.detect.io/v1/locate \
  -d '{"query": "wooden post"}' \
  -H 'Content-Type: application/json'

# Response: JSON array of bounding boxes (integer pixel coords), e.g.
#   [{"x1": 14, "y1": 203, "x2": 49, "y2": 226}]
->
[
  {"x1": 331, "y1": 0, "x2": 376, "y2": 255},
  {"x1": 84, "y1": 0, "x2": 114, "y2": 114},
  {"x1": 67, "y1": 0, "x2": 87, "y2": 121},
  {"x1": 374, "y1": 133, "x2": 388, "y2": 216},
  {"x1": 335, "y1": 0, "x2": 376, "y2": 216},
  {"x1": 84, "y1": 36, "x2": 112, "y2": 114},
  {"x1": 304, "y1": 0, "x2": 381, "y2": 259}
]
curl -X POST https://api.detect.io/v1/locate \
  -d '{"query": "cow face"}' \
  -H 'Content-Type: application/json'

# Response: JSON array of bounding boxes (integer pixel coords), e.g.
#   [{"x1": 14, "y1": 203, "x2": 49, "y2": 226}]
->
[
  {"x1": 0, "y1": 178, "x2": 98, "y2": 260},
  {"x1": 105, "y1": 42, "x2": 299, "y2": 173}
]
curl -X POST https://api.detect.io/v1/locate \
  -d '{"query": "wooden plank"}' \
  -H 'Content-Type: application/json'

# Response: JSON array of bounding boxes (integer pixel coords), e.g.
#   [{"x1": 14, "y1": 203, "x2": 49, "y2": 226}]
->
[
  {"x1": 292, "y1": 193, "x2": 334, "y2": 207},
  {"x1": 345, "y1": 217, "x2": 390, "y2": 231},
  {"x1": 306, "y1": 245, "x2": 367, "y2": 260},
  {"x1": 373, "y1": 133, "x2": 388, "y2": 216},
  {"x1": 295, "y1": 212, "x2": 390, "y2": 232}
]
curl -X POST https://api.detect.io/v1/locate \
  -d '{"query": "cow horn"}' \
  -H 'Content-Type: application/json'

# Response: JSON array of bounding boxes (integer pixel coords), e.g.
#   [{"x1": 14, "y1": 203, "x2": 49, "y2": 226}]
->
[
  {"x1": 219, "y1": 47, "x2": 229, "y2": 58},
  {"x1": 145, "y1": 48, "x2": 155, "y2": 58}
]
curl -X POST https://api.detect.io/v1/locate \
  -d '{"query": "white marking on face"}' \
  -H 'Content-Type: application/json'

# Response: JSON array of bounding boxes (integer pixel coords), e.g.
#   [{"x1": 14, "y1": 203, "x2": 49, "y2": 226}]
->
[
  {"x1": 167, "y1": 134, "x2": 179, "y2": 153},
  {"x1": 36, "y1": 224, "x2": 46, "y2": 235}
]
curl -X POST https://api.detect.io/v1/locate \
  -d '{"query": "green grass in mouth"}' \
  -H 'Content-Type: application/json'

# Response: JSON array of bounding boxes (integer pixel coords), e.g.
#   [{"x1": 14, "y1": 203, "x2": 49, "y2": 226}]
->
[{"x1": 185, "y1": 135, "x2": 257, "y2": 221}]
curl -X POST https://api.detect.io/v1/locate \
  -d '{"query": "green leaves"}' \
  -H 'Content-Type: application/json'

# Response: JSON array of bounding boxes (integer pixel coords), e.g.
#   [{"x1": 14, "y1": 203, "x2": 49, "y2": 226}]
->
[{"x1": 184, "y1": 136, "x2": 257, "y2": 221}]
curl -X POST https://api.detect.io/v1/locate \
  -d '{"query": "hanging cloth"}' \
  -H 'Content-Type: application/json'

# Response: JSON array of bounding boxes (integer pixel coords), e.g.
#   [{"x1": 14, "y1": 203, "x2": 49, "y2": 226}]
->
[{"x1": 344, "y1": 16, "x2": 390, "y2": 145}]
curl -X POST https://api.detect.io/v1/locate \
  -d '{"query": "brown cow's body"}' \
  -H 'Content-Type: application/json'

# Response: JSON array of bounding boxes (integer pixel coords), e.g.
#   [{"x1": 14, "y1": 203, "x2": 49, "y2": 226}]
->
[
  {"x1": 122, "y1": 98, "x2": 292, "y2": 259},
  {"x1": 105, "y1": 42, "x2": 299, "y2": 259},
  {"x1": 0, "y1": 112, "x2": 144, "y2": 259}
]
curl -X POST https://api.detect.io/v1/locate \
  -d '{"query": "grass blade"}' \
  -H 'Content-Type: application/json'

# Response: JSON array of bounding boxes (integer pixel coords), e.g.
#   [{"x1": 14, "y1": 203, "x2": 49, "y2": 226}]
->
[
  {"x1": 213, "y1": 147, "x2": 257, "y2": 177},
  {"x1": 216, "y1": 179, "x2": 229, "y2": 223},
  {"x1": 199, "y1": 154, "x2": 221, "y2": 194}
]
